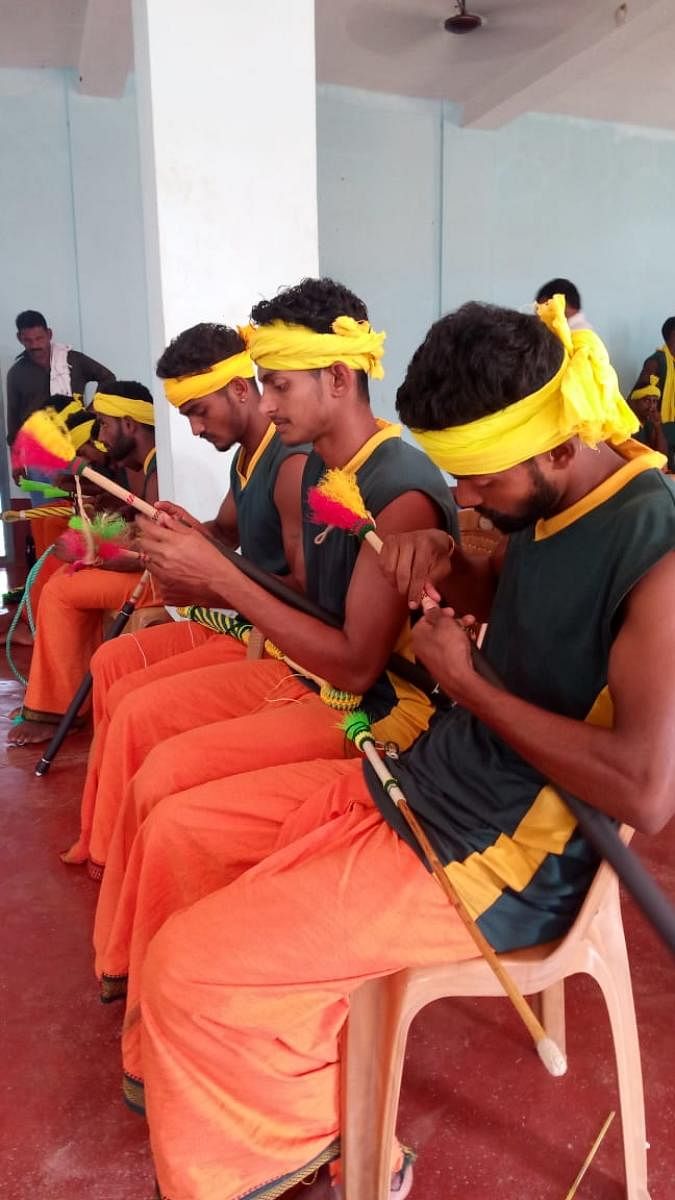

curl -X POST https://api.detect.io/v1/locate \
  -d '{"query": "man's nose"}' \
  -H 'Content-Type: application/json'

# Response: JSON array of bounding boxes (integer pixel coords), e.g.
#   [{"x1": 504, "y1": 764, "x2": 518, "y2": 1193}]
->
[
  {"x1": 455, "y1": 479, "x2": 483, "y2": 508},
  {"x1": 258, "y1": 387, "x2": 275, "y2": 417}
]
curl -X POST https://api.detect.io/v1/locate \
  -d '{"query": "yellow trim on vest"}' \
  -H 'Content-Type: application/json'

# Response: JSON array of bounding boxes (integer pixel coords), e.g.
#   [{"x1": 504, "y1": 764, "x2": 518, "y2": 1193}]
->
[
  {"x1": 235, "y1": 422, "x2": 275, "y2": 491},
  {"x1": 371, "y1": 629, "x2": 436, "y2": 752},
  {"x1": 445, "y1": 684, "x2": 615, "y2": 920},
  {"x1": 661, "y1": 344, "x2": 675, "y2": 424},
  {"x1": 143, "y1": 447, "x2": 157, "y2": 477},
  {"x1": 341, "y1": 419, "x2": 401, "y2": 475},
  {"x1": 446, "y1": 786, "x2": 577, "y2": 920},
  {"x1": 534, "y1": 441, "x2": 665, "y2": 542}
]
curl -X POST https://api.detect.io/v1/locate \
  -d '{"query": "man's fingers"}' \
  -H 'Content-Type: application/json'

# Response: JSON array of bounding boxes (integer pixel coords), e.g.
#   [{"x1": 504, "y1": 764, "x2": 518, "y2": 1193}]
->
[{"x1": 424, "y1": 581, "x2": 442, "y2": 604}]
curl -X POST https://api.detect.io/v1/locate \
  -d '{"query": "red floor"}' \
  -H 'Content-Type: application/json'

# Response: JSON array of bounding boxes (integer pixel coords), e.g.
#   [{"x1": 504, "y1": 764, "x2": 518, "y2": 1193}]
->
[{"x1": 1, "y1": 642, "x2": 674, "y2": 1200}]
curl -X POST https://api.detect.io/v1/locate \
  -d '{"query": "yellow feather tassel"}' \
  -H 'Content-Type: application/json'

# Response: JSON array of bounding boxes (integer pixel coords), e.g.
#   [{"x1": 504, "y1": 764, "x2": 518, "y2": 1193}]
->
[{"x1": 315, "y1": 469, "x2": 369, "y2": 520}]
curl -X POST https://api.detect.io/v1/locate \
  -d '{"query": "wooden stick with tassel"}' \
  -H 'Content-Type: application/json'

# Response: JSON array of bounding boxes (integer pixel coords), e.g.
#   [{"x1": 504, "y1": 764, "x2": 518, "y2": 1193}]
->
[
  {"x1": 11, "y1": 409, "x2": 159, "y2": 520},
  {"x1": 342, "y1": 708, "x2": 567, "y2": 1077}
]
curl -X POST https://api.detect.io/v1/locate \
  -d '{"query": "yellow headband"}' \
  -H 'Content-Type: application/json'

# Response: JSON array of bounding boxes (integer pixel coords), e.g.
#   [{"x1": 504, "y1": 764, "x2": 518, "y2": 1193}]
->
[
  {"x1": 631, "y1": 375, "x2": 660, "y2": 401},
  {"x1": 58, "y1": 395, "x2": 84, "y2": 422},
  {"x1": 240, "y1": 315, "x2": 386, "y2": 379},
  {"x1": 412, "y1": 294, "x2": 638, "y2": 475},
  {"x1": 68, "y1": 418, "x2": 96, "y2": 452},
  {"x1": 162, "y1": 351, "x2": 255, "y2": 409},
  {"x1": 93, "y1": 392, "x2": 155, "y2": 426}
]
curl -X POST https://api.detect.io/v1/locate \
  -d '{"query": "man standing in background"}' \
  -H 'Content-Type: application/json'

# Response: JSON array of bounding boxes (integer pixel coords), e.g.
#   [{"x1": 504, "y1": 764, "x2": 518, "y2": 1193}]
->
[
  {"x1": 534, "y1": 279, "x2": 594, "y2": 331},
  {"x1": 5, "y1": 309, "x2": 115, "y2": 448}
]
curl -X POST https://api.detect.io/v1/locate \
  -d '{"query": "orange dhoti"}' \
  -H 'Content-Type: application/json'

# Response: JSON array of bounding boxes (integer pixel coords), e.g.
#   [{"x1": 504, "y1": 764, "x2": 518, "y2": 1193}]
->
[
  {"x1": 27, "y1": 506, "x2": 72, "y2": 618},
  {"x1": 138, "y1": 759, "x2": 478, "y2": 1200},
  {"x1": 94, "y1": 658, "x2": 354, "y2": 1014},
  {"x1": 64, "y1": 620, "x2": 242, "y2": 871},
  {"x1": 19, "y1": 565, "x2": 160, "y2": 726}
]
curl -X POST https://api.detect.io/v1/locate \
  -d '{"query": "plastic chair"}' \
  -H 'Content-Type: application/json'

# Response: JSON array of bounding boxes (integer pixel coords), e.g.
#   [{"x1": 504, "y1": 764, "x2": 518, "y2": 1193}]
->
[
  {"x1": 341, "y1": 828, "x2": 651, "y2": 1200},
  {"x1": 102, "y1": 604, "x2": 170, "y2": 638}
]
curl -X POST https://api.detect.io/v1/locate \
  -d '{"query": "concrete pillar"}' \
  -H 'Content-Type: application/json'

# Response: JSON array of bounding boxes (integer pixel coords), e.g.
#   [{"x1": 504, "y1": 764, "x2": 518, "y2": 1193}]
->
[{"x1": 132, "y1": 0, "x2": 319, "y2": 517}]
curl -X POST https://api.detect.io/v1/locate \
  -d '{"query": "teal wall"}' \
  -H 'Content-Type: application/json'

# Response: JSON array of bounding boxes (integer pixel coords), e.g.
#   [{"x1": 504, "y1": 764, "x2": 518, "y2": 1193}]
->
[
  {"x1": 2, "y1": 71, "x2": 674, "y2": 439},
  {"x1": 0, "y1": 69, "x2": 151, "y2": 397},
  {"x1": 318, "y1": 84, "x2": 675, "y2": 420}
]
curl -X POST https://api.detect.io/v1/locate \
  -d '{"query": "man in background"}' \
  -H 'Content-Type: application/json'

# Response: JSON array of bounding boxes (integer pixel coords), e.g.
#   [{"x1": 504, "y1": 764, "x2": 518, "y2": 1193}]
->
[
  {"x1": 629, "y1": 317, "x2": 675, "y2": 472},
  {"x1": 535, "y1": 278, "x2": 593, "y2": 331},
  {"x1": 5, "y1": 309, "x2": 115, "y2": 448}
]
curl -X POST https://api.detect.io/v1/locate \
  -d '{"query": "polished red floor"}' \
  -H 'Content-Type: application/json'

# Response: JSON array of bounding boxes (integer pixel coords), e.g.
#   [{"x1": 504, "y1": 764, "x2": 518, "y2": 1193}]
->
[{"x1": 1, "y1": 639, "x2": 674, "y2": 1200}]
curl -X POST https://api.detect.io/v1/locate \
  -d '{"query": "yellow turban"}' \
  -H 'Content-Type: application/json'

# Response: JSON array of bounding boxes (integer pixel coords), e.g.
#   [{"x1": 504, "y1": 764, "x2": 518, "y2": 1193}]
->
[
  {"x1": 412, "y1": 294, "x2": 639, "y2": 475},
  {"x1": 240, "y1": 315, "x2": 386, "y2": 379},
  {"x1": 68, "y1": 417, "x2": 96, "y2": 452},
  {"x1": 162, "y1": 351, "x2": 255, "y2": 409},
  {"x1": 93, "y1": 392, "x2": 155, "y2": 426},
  {"x1": 56, "y1": 394, "x2": 84, "y2": 422},
  {"x1": 630, "y1": 375, "x2": 660, "y2": 401}
]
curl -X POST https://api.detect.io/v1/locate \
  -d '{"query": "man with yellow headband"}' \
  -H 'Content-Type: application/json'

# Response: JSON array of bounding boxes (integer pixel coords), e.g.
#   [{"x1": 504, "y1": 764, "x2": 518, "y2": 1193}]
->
[
  {"x1": 87, "y1": 278, "x2": 456, "y2": 1098},
  {"x1": 64, "y1": 323, "x2": 308, "y2": 874},
  {"x1": 630, "y1": 315, "x2": 675, "y2": 470},
  {"x1": 134, "y1": 298, "x2": 675, "y2": 1200},
  {"x1": 7, "y1": 382, "x2": 159, "y2": 747}
]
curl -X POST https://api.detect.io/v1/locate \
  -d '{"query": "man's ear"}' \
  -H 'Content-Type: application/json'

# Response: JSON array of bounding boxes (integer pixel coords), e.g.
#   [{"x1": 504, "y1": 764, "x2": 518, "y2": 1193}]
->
[
  {"x1": 547, "y1": 439, "x2": 577, "y2": 469},
  {"x1": 228, "y1": 376, "x2": 250, "y2": 403},
  {"x1": 121, "y1": 416, "x2": 136, "y2": 437},
  {"x1": 326, "y1": 361, "x2": 352, "y2": 396}
]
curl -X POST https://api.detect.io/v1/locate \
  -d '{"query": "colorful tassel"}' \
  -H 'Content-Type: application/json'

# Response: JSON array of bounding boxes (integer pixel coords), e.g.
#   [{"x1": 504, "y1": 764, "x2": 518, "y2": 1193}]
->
[
  {"x1": 307, "y1": 469, "x2": 376, "y2": 540},
  {"x1": 58, "y1": 513, "x2": 131, "y2": 571},
  {"x1": 11, "y1": 409, "x2": 77, "y2": 475}
]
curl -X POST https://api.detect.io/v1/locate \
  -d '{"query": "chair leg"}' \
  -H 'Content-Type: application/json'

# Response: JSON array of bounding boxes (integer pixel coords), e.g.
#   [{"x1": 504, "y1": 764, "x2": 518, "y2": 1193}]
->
[
  {"x1": 587, "y1": 938, "x2": 651, "y2": 1200},
  {"x1": 341, "y1": 972, "x2": 417, "y2": 1200},
  {"x1": 539, "y1": 979, "x2": 567, "y2": 1058}
]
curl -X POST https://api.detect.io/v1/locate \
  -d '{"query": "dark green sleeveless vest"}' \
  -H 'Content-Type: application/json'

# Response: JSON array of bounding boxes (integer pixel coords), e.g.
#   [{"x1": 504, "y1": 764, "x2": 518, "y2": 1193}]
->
[
  {"x1": 231, "y1": 426, "x2": 307, "y2": 576},
  {"x1": 368, "y1": 457, "x2": 675, "y2": 951},
  {"x1": 301, "y1": 423, "x2": 458, "y2": 735}
]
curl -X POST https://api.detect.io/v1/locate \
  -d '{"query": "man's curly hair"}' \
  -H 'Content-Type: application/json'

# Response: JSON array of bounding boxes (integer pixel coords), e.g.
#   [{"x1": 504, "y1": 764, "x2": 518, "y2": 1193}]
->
[
  {"x1": 251, "y1": 277, "x2": 368, "y2": 332},
  {"x1": 101, "y1": 380, "x2": 154, "y2": 404},
  {"x1": 156, "y1": 324, "x2": 247, "y2": 379},
  {"x1": 396, "y1": 302, "x2": 565, "y2": 430},
  {"x1": 250, "y1": 278, "x2": 371, "y2": 398}
]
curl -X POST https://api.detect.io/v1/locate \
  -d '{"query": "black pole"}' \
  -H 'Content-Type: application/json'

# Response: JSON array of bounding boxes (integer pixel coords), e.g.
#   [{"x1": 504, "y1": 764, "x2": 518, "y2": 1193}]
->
[
  {"x1": 470, "y1": 645, "x2": 675, "y2": 956},
  {"x1": 34, "y1": 593, "x2": 148, "y2": 777},
  {"x1": 211, "y1": 543, "x2": 342, "y2": 628}
]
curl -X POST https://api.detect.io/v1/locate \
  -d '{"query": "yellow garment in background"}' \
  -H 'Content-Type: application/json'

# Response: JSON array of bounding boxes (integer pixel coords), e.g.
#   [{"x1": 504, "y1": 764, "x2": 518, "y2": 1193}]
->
[{"x1": 659, "y1": 344, "x2": 675, "y2": 423}]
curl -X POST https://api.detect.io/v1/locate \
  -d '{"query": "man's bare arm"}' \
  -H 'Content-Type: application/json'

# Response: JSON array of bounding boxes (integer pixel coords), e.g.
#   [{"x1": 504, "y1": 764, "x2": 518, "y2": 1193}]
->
[
  {"x1": 378, "y1": 527, "x2": 506, "y2": 620},
  {"x1": 137, "y1": 491, "x2": 446, "y2": 694},
  {"x1": 272, "y1": 453, "x2": 307, "y2": 591}
]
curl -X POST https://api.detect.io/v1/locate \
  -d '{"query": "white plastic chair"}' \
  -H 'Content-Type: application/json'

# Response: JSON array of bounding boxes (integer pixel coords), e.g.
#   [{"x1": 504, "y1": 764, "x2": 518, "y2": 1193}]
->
[{"x1": 341, "y1": 828, "x2": 650, "y2": 1199}]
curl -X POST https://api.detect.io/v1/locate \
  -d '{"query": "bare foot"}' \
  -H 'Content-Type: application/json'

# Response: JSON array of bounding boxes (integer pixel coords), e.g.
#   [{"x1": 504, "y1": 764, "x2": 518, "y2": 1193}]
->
[
  {"x1": 7, "y1": 719, "x2": 57, "y2": 747},
  {"x1": 0, "y1": 609, "x2": 33, "y2": 647}
]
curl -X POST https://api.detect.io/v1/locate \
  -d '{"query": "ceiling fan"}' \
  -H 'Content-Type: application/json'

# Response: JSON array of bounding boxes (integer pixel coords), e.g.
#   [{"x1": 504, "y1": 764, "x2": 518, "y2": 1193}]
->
[{"x1": 444, "y1": 1, "x2": 486, "y2": 35}]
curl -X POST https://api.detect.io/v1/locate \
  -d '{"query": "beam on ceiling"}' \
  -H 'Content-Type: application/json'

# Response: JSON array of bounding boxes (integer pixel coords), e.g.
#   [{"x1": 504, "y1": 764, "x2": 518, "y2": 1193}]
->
[
  {"x1": 78, "y1": 0, "x2": 133, "y2": 97},
  {"x1": 461, "y1": 0, "x2": 674, "y2": 129}
]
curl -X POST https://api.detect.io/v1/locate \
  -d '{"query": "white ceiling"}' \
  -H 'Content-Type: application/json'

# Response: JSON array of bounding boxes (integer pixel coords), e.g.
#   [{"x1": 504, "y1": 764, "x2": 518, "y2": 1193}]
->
[{"x1": 0, "y1": 0, "x2": 674, "y2": 130}]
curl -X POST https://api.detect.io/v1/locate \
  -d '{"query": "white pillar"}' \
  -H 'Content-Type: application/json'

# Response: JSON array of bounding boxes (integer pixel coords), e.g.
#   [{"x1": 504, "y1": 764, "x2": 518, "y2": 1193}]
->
[{"x1": 132, "y1": 0, "x2": 319, "y2": 518}]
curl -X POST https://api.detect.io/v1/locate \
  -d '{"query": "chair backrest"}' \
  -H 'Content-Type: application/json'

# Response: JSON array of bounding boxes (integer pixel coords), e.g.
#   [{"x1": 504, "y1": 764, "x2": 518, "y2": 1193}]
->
[{"x1": 456, "y1": 507, "x2": 504, "y2": 556}]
